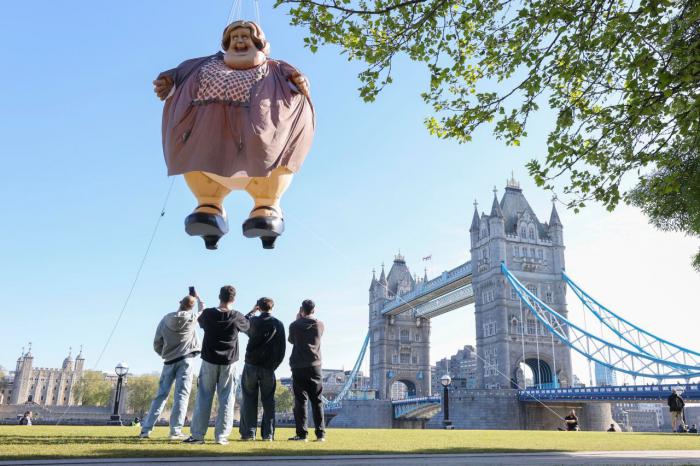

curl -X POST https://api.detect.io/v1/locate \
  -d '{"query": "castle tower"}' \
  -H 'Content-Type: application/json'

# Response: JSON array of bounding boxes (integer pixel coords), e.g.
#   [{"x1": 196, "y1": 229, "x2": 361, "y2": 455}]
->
[
  {"x1": 471, "y1": 178, "x2": 572, "y2": 389},
  {"x1": 75, "y1": 346, "x2": 85, "y2": 374},
  {"x1": 10, "y1": 344, "x2": 33, "y2": 404},
  {"x1": 369, "y1": 254, "x2": 431, "y2": 399}
]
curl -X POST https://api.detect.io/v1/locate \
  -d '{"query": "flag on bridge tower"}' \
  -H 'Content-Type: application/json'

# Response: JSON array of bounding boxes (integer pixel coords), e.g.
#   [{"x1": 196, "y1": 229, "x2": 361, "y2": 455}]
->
[{"x1": 422, "y1": 255, "x2": 432, "y2": 261}]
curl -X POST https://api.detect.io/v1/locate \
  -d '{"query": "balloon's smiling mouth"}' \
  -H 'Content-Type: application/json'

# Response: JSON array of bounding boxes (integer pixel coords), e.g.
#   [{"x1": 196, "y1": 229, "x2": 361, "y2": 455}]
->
[{"x1": 232, "y1": 43, "x2": 251, "y2": 54}]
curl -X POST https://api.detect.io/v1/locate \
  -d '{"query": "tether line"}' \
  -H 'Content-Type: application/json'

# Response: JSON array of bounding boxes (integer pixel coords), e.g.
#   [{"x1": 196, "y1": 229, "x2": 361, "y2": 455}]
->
[{"x1": 53, "y1": 177, "x2": 176, "y2": 425}]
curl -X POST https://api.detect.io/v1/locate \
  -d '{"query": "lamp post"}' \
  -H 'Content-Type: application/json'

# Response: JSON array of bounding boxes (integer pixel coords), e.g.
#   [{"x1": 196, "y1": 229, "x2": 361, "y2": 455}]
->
[
  {"x1": 110, "y1": 362, "x2": 129, "y2": 425},
  {"x1": 440, "y1": 374, "x2": 453, "y2": 429}
]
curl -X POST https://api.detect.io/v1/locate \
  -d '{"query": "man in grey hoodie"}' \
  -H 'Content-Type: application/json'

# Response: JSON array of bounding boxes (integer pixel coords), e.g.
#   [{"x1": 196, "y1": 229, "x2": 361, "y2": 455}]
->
[{"x1": 139, "y1": 293, "x2": 204, "y2": 439}]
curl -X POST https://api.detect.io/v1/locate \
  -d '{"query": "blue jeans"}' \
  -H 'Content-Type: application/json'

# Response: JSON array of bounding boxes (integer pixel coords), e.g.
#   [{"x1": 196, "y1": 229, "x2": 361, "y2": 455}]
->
[
  {"x1": 141, "y1": 357, "x2": 195, "y2": 435},
  {"x1": 239, "y1": 363, "x2": 277, "y2": 440},
  {"x1": 190, "y1": 360, "x2": 236, "y2": 441}
]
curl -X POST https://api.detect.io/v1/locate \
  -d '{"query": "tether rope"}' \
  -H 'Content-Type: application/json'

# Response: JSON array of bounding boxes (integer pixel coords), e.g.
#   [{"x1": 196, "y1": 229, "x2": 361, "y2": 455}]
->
[{"x1": 53, "y1": 177, "x2": 176, "y2": 425}]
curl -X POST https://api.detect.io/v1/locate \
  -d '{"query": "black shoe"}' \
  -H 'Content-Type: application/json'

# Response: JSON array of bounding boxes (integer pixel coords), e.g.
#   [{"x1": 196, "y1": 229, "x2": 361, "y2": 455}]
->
[
  {"x1": 288, "y1": 435, "x2": 307, "y2": 442},
  {"x1": 239, "y1": 437, "x2": 255, "y2": 441},
  {"x1": 185, "y1": 204, "x2": 229, "y2": 250},
  {"x1": 260, "y1": 236, "x2": 278, "y2": 249},
  {"x1": 242, "y1": 207, "x2": 284, "y2": 248},
  {"x1": 182, "y1": 436, "x2": 204, "y2": 444}
]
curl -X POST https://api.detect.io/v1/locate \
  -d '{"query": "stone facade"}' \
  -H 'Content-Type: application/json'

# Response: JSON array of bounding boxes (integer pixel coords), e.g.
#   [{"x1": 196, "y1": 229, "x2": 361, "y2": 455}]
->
[
  {"x1": 369, "y1": 254, "x2": 432, "y2": 399},
  {"x1": 2, "y1": 345, "x2": 84, "y2": 406},
  {"x1": 613, "y1": 402, "x2": 664, "y2": 432},
  {"x1": 470, "y1": 179, "x2": 572, "y2": 389},
  {"x1": 426, "y1": 388, "x2": 614, "y2": 431},
  {"x1": 320, "y1": 369, "x2": 370, "y2": 401}
]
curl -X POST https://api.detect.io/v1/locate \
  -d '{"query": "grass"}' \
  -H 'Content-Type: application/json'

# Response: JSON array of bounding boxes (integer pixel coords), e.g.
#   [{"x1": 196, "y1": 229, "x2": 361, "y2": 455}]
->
[{"x1": 1, "y1": 426, "x2": 699, "y2": 460}]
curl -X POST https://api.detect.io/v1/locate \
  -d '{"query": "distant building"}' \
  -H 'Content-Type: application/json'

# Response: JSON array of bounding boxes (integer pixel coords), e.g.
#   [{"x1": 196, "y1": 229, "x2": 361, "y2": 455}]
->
[
  {"x1": 613, "y1": 402, "x2": 663, "y2": 432},
  {"x1": 572, "y1": 374, "x2": 586, "y2": 387},
  {"x1": 1, "y1": 345, "x2": 84, "y2": 406},
  {"x1": 431, "y1": 345, "x2": 477, "y2": 393},
  {"x1": 595, "y1": 362, "x2": 617, "y2": 386},
  {"x1": 0, "y1": 345, "x2": 130, "y2": 413},
  {"x1": 320, "y1": 369, "x2": 370, "y2": 400}
]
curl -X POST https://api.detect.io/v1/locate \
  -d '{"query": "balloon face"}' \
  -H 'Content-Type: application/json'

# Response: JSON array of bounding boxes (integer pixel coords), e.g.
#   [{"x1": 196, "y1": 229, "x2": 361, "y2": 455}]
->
[{"x1": 223, "y1": 27, "x2": 266, "y2": 70}]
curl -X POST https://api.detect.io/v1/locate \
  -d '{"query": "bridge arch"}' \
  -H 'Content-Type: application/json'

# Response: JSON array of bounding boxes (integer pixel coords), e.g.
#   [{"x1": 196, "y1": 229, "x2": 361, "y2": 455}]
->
[
  {"x1": 512, "y1": 356, "x2": 557, "y2": 388},
  {"x1": 390, "y1": 379, "x2": 417, "y2": 400}
]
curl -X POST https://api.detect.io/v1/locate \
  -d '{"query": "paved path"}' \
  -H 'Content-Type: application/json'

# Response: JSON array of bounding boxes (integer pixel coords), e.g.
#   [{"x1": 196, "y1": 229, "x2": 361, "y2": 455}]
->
[{"x1": 2, "y1": 451, "x2": 700, "y2": 466}]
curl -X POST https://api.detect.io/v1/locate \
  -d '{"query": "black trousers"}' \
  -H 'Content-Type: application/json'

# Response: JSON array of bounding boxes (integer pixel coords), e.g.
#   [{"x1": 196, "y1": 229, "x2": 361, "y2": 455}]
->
[{"x1": 292, "y1": 366, "x2": 325, "y2": 438}]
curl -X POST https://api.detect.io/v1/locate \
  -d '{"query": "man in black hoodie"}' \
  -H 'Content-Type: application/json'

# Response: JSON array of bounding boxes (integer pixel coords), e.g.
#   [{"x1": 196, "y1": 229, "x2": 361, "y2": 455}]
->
[
  {"x1": 288, "y1": 299, "x2": 325, "y2": 442},
  {"x1": 668, "y1": 388, "x2": 686, "y2": 432},
  {"x1": 239, "y1": 297, "x2": 286, "y2": 441}
]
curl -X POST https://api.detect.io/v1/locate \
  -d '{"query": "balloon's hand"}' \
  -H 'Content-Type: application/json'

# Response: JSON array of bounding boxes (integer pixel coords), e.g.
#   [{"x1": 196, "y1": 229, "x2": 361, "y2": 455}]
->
[
  {"x1": 290, "y1": 73, "x2": 310, "y2": 99},
  {"x1": 153, "y1": 76, "x2": 174, "y2": 101}
]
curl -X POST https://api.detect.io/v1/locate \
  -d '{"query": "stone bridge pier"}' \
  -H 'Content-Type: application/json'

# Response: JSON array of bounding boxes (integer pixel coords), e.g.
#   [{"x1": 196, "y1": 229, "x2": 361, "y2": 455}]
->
[{"x1": 425, "y1": 388, "x2": 614, "y2": 431}]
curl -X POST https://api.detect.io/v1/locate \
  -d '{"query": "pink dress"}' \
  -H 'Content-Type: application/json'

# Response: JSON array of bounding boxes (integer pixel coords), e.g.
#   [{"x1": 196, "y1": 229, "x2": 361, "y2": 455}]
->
[{"x1": 159, "y1": 52, "x2": 315, "y2": 178}]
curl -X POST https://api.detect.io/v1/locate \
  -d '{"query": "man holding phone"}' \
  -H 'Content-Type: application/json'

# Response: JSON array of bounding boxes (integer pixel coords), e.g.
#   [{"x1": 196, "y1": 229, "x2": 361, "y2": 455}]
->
[
  {"x1": 239, "y1": 297, "x2": 286, "y2": 441},
  {"x1": 139, "y1": 288, "x2": 204, "y2": 440},
  {"x1": 288, "y1": 299, "x2": 325, "y2": 442},
  {"x1": 184, "y1": 285, "x2": 250, "y2": 445}
]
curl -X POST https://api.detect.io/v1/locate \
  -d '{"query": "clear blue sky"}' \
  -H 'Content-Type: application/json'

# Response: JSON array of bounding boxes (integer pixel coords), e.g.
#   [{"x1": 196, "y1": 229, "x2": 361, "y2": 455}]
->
[{"x1": 1, "y1": 1, "x2": 698, "y2": 383}]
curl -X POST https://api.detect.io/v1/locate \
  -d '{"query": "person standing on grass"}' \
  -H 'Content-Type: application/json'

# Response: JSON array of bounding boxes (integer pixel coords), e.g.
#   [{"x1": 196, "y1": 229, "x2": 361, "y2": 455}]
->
[
  {"x1": 287, "y1": 299, "x2": 325, "y2": 442},
  {"x1": 668, "y1": 388, "x2": 685, "y2": 432},
  {"x1": 184, "y1": 285, "x2": 250, "y2": 445},
  {"x1": 239, "y1": 297, "x2": 286, "y2": 441},
  {"x1": 139, "y1": 293, "x2": 204, "y2": 440}
]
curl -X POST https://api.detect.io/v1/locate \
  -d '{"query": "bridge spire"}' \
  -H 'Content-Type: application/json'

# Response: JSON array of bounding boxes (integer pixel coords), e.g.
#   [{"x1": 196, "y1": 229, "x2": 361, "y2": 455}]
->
[
  {"x1": 469, "y1": 200, "x2": 480, "y2": 232},
  {"x1": 506, "y1": 172, "x2": 521, "y2": 189},
  {"x1": 379, "y1": 263, "x2": 387, "y2": 284},
  {"x1": 549, "y1": 199, "x2": 563, "y2": 226},
  {"x1": 490, "y1": 188, "x2": 504, "y2": 218}
]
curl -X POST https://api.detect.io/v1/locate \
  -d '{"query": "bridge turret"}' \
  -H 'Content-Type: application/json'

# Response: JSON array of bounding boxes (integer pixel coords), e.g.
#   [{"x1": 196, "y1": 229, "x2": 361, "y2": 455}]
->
[
  {"x1": 548, "y1": 201, "x2": 565, "y2": 272},
  {"x1": 469, "y1": 201, "x2": 480, "y2": 247},
  {"x1": 473, "y1": 178, "x2": 572, "y2": 390},
  {"x1": 369, "y1": 255, "x2": 432, "y2": 400}
]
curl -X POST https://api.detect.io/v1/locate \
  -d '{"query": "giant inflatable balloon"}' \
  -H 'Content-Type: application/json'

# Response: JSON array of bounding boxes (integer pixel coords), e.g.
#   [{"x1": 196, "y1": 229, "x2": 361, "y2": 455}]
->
[{"x1": 154, "y1": 20, "x2": 315, "y2": 250}]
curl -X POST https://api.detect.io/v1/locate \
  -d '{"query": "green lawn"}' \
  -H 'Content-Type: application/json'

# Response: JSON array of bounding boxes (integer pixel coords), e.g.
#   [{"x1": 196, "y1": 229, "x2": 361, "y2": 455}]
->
[{"x1": 0, "y1": 426, "x2": 699, "y2": 460}]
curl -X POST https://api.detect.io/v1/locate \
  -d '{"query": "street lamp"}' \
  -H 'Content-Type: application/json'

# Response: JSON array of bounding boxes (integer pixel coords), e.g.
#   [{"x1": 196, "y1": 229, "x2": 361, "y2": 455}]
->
[
  {"x1": 110, "y1": 362, "x2": 129, "y2": 425},
  {"x1": 440, "y1": 374, "x2": 453, "y2": 429}
]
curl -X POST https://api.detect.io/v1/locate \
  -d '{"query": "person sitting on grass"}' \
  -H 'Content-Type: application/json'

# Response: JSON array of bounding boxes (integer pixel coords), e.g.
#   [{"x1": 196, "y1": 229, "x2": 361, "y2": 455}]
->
[
  {"x1": 18, "y1": 411, "x2": 32, "y2": 426},
  {"x1": 689, "y1": 424, "x2": 698, "y2": 433},
  {"x1": 564, "y1": 409, "x2": 579, "y2": 431},
  {"x1": 607, "y1": 423, "x2": 616, "y2": 432}
]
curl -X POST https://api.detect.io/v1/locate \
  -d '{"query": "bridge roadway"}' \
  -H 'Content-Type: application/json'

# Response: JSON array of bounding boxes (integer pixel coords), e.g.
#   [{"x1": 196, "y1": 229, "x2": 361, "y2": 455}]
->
[
  {"x1": 331, "y1": 384, "x2": 699, "y2": 421},
  {"x1": 519, "y1": 383, "x2": 700, "y2": 402},
  {"x1": 381, "y1": 261, "x2": 474, "y2": 318}
]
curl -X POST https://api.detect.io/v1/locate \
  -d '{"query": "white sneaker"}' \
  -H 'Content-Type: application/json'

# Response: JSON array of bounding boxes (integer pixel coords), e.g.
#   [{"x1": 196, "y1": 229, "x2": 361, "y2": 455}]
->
[
  {"x1": 169, "y1": 433, "x2": 187, "y2": 440},
  {"x1": 216, "y1": 438, "x2": 230, "y2": 445},
  {"x1": 137, "y1": 432, "x2": 150, "y2": 439}
]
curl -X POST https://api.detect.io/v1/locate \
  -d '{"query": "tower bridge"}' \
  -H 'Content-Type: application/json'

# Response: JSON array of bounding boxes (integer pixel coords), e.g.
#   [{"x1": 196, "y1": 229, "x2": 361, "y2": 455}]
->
[{"x1": 327, "y1": 178, "x2": 700, "y2": 430}]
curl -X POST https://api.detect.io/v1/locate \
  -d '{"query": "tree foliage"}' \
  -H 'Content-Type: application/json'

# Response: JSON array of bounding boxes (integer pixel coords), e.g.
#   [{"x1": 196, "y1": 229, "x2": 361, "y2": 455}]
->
[
  {"x1": 275, "y1": 382, "x2": 294, "y2": 413},
  {"x1": 0, "y1": 366, "x2": 8, "y2": 394},
  {"x1": 75, "y1": 370, "x2": 112, "y2": 407},
  {"x1": 126, "y1": 374, "x2": 161, "y2": 417},
  {"x1": 276, "y1": 0, "x2": 700, "y2": 268}
]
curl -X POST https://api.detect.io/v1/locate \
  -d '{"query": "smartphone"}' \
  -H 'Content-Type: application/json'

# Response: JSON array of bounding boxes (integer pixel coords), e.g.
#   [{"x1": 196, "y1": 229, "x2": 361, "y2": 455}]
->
[{"x1": 189, "y1": 286, "x2": 196, "y2": 297}]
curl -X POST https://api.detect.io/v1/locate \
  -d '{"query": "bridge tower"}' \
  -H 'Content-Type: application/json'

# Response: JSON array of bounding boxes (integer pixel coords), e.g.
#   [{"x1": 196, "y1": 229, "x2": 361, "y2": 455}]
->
[
  {"x1": 369, "y1": 254, "x2": 431, "y2": 399},
  {"x1": 470, "y1": 178, "x2": 572, "y2": 389}
]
